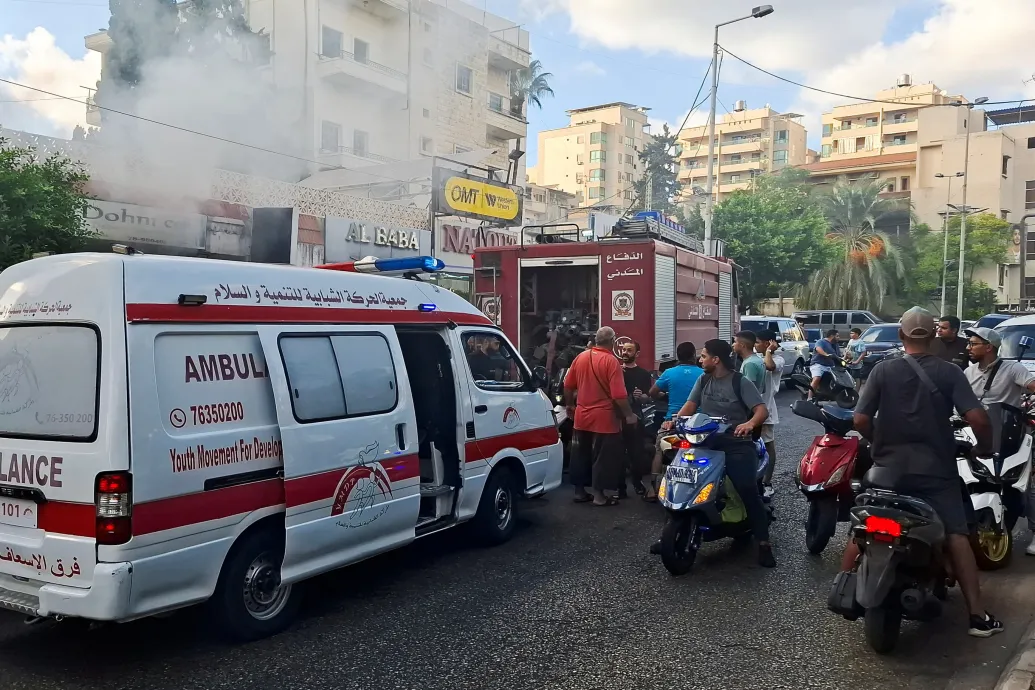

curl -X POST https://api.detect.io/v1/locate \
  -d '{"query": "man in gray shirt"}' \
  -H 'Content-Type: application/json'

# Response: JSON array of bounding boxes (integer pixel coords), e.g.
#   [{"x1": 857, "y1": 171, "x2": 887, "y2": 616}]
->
[{"x1": 664, "y1": 338, "x2": 774, "y2": 567}]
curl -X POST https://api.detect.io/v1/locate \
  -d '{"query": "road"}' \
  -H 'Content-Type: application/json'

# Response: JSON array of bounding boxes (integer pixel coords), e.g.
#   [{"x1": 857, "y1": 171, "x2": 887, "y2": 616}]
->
[{"x1": 1, "y1": 389, "x2": 1034, "y2": 690}]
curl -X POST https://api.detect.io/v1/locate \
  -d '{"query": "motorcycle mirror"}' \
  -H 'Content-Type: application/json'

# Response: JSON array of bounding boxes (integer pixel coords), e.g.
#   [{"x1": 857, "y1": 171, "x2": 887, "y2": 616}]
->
[{"x1": 532, "y1": 366, "x2": 548, "y2": 388}]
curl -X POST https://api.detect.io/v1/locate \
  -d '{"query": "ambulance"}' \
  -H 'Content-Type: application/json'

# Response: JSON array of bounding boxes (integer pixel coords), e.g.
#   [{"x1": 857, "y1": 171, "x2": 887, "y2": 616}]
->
[{"x1": 0, "y1": 251, "x2": 562, "y2": 640}]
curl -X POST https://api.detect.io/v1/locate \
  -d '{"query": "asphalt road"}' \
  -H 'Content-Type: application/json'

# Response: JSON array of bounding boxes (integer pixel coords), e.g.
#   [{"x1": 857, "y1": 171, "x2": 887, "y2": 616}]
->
[{"x1": 1, "y1": 389, "x2": 1034, "y2": 690}]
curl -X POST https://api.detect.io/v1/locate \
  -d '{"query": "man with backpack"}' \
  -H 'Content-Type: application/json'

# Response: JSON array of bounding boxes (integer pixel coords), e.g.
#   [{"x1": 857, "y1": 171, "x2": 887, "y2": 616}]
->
[{"x1": 661, "y1": 339, "x2": 775, "y2": 567}]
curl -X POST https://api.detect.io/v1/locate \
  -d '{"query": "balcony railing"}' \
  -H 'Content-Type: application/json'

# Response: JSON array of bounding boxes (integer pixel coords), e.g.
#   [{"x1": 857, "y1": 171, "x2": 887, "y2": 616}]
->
[
  {"x1": 487, "y1": 92, "x2": 526, "y2": 122},
  {"x1": 885, "y1": 117, "x2": 917, "y2": 125},
  {"x1": 884, "y1": 140, "x2": 911, "y2": 147},
  {"x1": 324, "y1": 50, "x2": 407, "y2": 80},
  {"x1": 320, "y1": 146, "x2": 399, "y2": 164}
]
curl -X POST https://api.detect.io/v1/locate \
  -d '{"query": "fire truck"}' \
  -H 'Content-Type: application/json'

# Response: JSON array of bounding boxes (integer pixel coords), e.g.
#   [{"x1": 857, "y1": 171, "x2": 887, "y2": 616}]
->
[{"x1": 472, "y1": 214, "x2": 740, "y2": 381}]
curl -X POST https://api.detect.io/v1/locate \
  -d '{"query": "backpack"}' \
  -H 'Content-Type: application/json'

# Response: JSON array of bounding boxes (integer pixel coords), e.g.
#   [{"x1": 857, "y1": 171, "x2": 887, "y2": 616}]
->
[{"x1": 700, "y1": 371, "x2": 762, "y2": 440}]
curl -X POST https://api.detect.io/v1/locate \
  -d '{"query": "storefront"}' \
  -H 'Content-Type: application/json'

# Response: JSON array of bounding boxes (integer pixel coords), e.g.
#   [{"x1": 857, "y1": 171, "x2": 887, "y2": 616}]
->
[
  {"x1": 324, "y1": 217, "x2": 431, "y2": 263},
  {"x1": 433, "y1": 217, "x2": 519, "y2": 301}
]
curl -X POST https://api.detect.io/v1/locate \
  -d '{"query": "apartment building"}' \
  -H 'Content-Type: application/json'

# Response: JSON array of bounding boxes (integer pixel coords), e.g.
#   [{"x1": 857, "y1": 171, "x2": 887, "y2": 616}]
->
[
  {"x1": 675, "y1": 102, "x2": 807, "y2": 204},
  {"x1": 523, "y1": 182, "x2": 580, "y2": 227},
  {"x1": 85, "y1": 0, "x2": 530, "y2": 180},
  {"x1": 531, "y1": 102, "x2": 651, "y2": 208}
]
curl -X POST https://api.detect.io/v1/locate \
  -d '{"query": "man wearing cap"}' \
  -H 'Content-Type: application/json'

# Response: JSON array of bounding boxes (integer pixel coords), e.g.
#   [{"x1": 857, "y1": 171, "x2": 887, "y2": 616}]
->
[
  {"x1": 846, "y1": 307, "x2": 1003, "y2": 638},
  {"x1": 963, "y1": 326, "x2": 1035, "y2": 556}
]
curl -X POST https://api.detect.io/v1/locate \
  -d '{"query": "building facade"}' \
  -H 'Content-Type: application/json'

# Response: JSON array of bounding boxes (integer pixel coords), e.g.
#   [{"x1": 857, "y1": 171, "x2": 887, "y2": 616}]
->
[
  {"x1": 675, "y1": 103, "x2": 808, "y2": 204},
  {"x1": 522, "y1": 183, "x2": 580, "y2": 227},
  {"x1": 530, "y1": 102, "x2": 651, "y2": 208}
]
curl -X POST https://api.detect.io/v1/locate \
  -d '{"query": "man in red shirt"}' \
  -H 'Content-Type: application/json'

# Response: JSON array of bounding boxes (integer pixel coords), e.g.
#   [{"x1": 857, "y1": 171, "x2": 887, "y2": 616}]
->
[{"x1": 564, "y1": 327, "x2": 638, "y2": 506}]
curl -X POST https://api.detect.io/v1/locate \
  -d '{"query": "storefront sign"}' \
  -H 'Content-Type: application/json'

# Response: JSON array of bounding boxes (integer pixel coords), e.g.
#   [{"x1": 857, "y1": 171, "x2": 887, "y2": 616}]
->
[
  {"x1": 432, "y1": 168, "x2": 522, "y2": 224},
  {"x1": 440, "y1": 222, "x2": 518, "y2": 254},
  {"x1": 325, "y1": 218, "x2": 431, "y2": 263},
  {"x1": 84, "y1": 200, "x2": 207, "y2": 251}
]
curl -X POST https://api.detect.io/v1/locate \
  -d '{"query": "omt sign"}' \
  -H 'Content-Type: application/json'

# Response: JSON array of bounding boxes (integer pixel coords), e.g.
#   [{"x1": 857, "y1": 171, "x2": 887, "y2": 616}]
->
[{"x1": 433, "y1": 168, "x2": 522, "y2": 225}]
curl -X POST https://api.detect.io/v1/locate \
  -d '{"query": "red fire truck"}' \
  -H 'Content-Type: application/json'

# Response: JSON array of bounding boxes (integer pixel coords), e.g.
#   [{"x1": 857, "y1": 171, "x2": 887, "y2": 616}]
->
[{"x1": 472, "y1": 217, "x2": 740, "y2": 378}]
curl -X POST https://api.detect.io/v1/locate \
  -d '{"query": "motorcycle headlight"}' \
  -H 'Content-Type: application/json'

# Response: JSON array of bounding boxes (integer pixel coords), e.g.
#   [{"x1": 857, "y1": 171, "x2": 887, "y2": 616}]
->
[
  {"x1": 686, "y1": 432, "x2": 710, "y2": 445},
  {"x1": 1003, "y1": 464, "x2": 1025, "y2": 484},
  {"x1": 971, "y1": 460, "x2": 994, "y2": 480},
  {"x1": 825, "y1": 464, "x2": 848, "y2": 487}
]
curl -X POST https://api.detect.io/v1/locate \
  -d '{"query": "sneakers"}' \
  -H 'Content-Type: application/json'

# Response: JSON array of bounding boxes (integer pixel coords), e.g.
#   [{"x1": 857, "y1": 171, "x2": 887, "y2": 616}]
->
[
  {"x1": 762, "y1": 484, "x2": 775, "y2": 500},
  {"x1": 968, "y1": 612, "x2": 1005, "y2": 638},
  {"x1": 1026, "y1": 539, "x2": 1035, "y2": 556},
  {"x1": 758, "y1": 543, "x2": 776, "y2": 568}
]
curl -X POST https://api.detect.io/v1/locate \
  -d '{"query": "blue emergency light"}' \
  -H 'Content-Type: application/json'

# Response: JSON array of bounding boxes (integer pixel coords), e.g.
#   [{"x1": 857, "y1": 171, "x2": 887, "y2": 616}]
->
[{"x1": 316, "y1": 256, "x2": 445, "y2": 274}]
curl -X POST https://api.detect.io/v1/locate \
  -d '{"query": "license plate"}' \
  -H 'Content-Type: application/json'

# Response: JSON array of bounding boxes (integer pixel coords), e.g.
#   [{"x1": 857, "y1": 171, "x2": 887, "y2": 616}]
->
[
  {"x1": 669, "y1": 466, "x2": 698, "y2": 484},
  {"x1": 0, "y1": 498, "x2": 38, "y2": 529}
]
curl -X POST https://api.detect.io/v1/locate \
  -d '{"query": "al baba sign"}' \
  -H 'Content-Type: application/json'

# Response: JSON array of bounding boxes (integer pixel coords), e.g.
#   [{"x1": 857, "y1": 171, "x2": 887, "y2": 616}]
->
[{"x1": 432, "y1": 168, "x2": 522, "y2": 225}]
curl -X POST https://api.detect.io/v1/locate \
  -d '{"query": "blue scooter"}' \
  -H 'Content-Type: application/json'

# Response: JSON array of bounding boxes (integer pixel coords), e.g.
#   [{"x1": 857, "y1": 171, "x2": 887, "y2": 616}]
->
[{"x1": 656, "y1": 413, "x2": 773, "y2": 575}]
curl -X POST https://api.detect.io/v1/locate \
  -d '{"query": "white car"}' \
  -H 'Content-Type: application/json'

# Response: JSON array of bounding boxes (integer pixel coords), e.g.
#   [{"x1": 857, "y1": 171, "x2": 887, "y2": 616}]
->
[
  {"x1": 740, "y1": 316, "x2": 810, "y2": 378},
  {"x1": 991, "y1": 315, "x2": 1035, "y2": 373}
]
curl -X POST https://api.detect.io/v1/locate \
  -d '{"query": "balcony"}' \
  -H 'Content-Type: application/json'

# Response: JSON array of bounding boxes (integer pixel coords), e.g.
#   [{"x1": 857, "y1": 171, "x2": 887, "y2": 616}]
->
[
  {"x1": 721, "y1": 160, "x2": 763, "y2": 174},
  {"x1": 84, "y1": 30, "x2": 112, "y2": 53},
  {"x1": 85, "y1": 92, "x2": 101, "y2": 127},
  {"x1": 347, "y1": 0, "x2": 408, "y2": 18},
  {"x1": 721, "y1": 139, "x2": 764, "y2": 155},
  {"x1": 486, "y1": 93, "x2": 526, "y2": 139},
  {"x1": 488, "y1": 35, "x2": 530, "y2": 71},
  {"x1": 719, "y1": 181, "x2": 751, "y2": 194},
  {"x1": 318, "y1": 146, "x2": 400, "y2": 169},
  {"x1": 883, "y1": 118, "x2": 918, "y2": 135},
  {"x1": 316, "y1": 51, "x2": 407, "y2": 99}
]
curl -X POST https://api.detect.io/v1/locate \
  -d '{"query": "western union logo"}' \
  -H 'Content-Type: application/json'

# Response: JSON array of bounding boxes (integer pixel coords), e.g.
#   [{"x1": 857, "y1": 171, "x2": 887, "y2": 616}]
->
[{"x1": 444, "y1": 176, "x2": 520, "y2": 222}]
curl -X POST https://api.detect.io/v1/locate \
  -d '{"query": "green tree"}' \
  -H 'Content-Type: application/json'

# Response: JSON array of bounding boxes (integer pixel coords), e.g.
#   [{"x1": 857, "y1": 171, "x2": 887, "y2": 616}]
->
[
  {"x1": 796, "y1": 176, "x2": 907, "y2": 311},
  {"x1": 513, "y1": 59, "x2": 554, "y2": 111},
  {"x1": 632, "y1": 124, "x2": 680, "y2": 215},
  {"x1": 911, "y1": 214, "x2": 1010, "y2": 318},
  {"x1": 99, "y1": 0, "x2": 179, "y2": 105},
  {"x1": 0, "y1": 139, "x2": 93, "y2": 270},
  {"x1": 712, "y1": 172, "x2": 833, "y2": 309}
]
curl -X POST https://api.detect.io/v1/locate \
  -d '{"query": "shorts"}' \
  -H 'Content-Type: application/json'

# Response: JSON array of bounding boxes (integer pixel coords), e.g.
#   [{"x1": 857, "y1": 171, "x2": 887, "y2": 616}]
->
[
  {"x1": 810, "y1": 364, "x2": 832, "y2": 378},
  {"x1": 760, "y1": 424, "x2": 775, "y2": 444},
  {"x1": 894, "y1": 475, "x2": 969, "y2": 536}
]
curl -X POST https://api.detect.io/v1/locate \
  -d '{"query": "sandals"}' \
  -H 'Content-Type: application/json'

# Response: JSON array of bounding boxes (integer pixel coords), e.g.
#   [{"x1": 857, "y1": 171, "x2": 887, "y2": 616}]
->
[
  {"x1": 592, "y1": 497, "x2": 620, "y2": 507},
  {"x1": 573, "y1": 494, "x2": 593, "y2": 503}
]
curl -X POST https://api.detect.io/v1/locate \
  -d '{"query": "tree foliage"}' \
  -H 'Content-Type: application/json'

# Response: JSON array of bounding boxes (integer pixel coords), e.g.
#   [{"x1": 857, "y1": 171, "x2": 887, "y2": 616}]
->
[
  {"x1": 102, "y1": 0, "x2": 179, "y2": 96},
  {"x1": 632, "y1": 124, "x2": 680, "y2": 215},
  {"x1": 513, "y1": 59, "x2": 554, "y2": 111},
  {"x1": 0, "y1": 139, "x2": 93, "y2": 270},
  {"x1": 796, "y1": 176, "x2": 907, "y2": 312},
  {"x1": 712, "y1": 171, "x2": 833, "y2": 309}
]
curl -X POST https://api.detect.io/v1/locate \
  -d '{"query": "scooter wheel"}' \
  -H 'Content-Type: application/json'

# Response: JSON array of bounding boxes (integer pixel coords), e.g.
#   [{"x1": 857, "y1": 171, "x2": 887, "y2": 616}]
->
[
  {"x1": 660, "y1": 515, "x2": 698, "y2": 576},
  {"x1": 805, "y1": 496, "x2": 838, "y2": 555},
  {"x1": 971, "y1": 528, "x2": 1013, "y2": 571}
]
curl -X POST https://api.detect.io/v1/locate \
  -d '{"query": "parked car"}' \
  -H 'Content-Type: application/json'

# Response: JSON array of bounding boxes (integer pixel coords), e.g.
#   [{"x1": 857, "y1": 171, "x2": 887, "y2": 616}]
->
[
  {"x1": 740, "y1": 316, "x2": 810, "y2": 377},
  {"x1": 856, "y1": 323, "x2": 903, "y2": 378},
  {"x1": 992, "y1": 315, "x2": 1035, "y2": 374},
  {"x1": 792, "y1": 310, "x2": 883, "y2": 342},
  {"x1": 974, "y1": 313, "x2": 1013, "y2": 330}
]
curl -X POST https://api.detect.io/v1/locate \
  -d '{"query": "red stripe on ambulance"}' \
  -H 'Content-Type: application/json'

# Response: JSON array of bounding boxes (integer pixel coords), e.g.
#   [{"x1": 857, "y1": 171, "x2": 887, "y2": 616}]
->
[
  {"x1": 465, "y1": 426, "x2": 560, "y2": 464},
  {"x1": 283, "y1": 453, "x2": 420, "y2": 509}
]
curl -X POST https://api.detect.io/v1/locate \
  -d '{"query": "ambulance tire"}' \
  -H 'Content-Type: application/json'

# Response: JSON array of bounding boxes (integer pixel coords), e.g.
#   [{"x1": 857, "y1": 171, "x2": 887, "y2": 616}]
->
[
  {"x1": 473, "y1": 466, "x2": 518, "y2": 546},
  {"x1": 212, "y1": 528, "x2": 302, "y2": 641}
]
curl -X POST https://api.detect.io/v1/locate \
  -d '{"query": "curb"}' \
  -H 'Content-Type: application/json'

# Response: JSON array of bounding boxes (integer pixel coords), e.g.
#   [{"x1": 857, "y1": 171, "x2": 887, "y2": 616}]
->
[{"x1": 996, "y1": 617, "x2": 1035, "y2": 690}]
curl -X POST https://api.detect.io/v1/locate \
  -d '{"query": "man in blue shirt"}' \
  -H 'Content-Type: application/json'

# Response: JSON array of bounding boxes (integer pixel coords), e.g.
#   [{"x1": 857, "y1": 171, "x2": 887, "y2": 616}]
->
[
  {"x1": 810, "y1": 328, "x2": 841, "y2": 399},
  {"x1": 643, "y1": 341, "x2": 703, "y2": 499}
]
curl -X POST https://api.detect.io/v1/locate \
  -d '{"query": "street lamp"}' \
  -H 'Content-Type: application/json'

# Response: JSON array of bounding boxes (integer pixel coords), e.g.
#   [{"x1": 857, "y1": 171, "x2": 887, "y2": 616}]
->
[
  {"x1": 954, "y1": 96, "x2": 989, "y2": 317},
  {"x1": 935, "y1": 171, "x2": 964, "y2": 316},
  {"x1": 703, "y1": 5, "x2": 774, "y2": 254}
]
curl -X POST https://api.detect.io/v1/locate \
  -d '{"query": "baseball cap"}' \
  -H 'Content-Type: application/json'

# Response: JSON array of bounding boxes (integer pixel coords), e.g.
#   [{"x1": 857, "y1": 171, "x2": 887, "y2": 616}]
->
[
  {"x1": 900, "y1": 306, "x2": 936, "y2": 338},
  {"x1": 964, "y1": 326, "x2": 1002, "y2": 347}
]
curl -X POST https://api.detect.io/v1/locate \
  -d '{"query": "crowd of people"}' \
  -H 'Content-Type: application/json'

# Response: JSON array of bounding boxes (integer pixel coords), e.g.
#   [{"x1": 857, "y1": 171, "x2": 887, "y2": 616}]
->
[{"x1": 561, "y1": 308, "x2": 1035, "y2": 639}]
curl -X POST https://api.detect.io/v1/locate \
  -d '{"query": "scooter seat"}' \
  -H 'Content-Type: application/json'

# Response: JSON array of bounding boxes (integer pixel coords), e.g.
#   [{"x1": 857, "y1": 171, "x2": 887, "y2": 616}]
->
[
  {"x1": 819, "y1": 405, "x2": 855, "y2": 436},
  {"x1": 861, "y1": 466, "x2": 902, "y2": 490}
]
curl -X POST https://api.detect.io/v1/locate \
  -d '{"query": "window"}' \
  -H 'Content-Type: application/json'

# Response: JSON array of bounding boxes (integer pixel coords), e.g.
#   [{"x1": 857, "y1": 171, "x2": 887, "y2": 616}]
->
[
  {"x1": 732, "y1": 135, "x2": 745, "y2": 144},
  {"x1": 488, "y1": 92, "x2": 503, "y2": 112},
  {"x1": 820, "y1": 312, "x2": 833, "y2": 325},
  {"x1": 590, "y1": 168, "x2": 605, "y2": 181},
  {"x1": 463, "y1": 333, "x2": 529, "y2": 390},
  {"x1": 1003, "y1": 155, "x2": 1011, "y2": 177},
  {"x1": 589, "y1": 187, "x2": 602, "y2": 199},
  {"x1": 892, "y1": 135, "x2": 906, "y2": 145},
  {"x1": 822, "y1": 124, "x2": 832, "y2": 137},
  {"x1": 999, "y1": 264, "x2": 1006, "y2": 287},
  {"x1": 590, "y1": 150, "x2": 605, "y2": 162},
  {"x1": 773, "y1": 150, "x2": 788, "y2": 164},
  {"x1": 455, "y1": 64, "x2": 472, "y2": 95},
  {"x1": 885, "y1": 180, "x2": 895, "y2": 193},
  {"x1": 420, "y1": 136, "x2": 433, "y2": 154},
  {"x1": 280, "y1": 334, "x2": 398, "y2": 422},
  {"x1": 626, "y1": 117, "x2": 636, "y2": 131},
  {"x1": 1002, "y1": 210, "x2": 1011, "y2": 220},
  {"x1": 729, "y1": 154, "x2": 742, "y2": 164},
  {"x1": 852, "y1": 312, "x2": 877, "y2": 325},
  {"x1": 590, "y1": 132, "x2": 606, "y2": 145},
  {"x1": 1029, "y1": 137, "x2": 1035, "y2": 149},
  {"x1": 576, "y1": 154, "x2": 584, "y2": 165},
  {"x1": 0, "y1": 325, "x2": 99, "y2": 441},
  {"x1": 577, "y1": 135, "x2": 584, "y2": 144},
  {"x1": 321, "y1": 26, "x2": 342, "y2": 58},
  {"x1": 842, "y1": 121, "x2": 852, "y2": 130},
  {"x1": 320, "y1": 120, "x2": 340, "y2": 152},
  {"x1": 821, "y1": 144, "x2": 832, "y2": 157},
  {"x1": 1027, "y1": 235, "x2": 1035, "y2": 260},
  {"x1": 833, "y1": 312, "x2": 848, "y2": 325},
  {"x1": 626, "y1": 154, "x2": 634, "y2": 164},
  {"x1": 729, "y1": 174, "x2": 741, "y2": 183},
  {"x1": 901, "y1": 176, "x2": 910, "y2": 191},
  {"x1": 423, "y1": 21, "x2": 432, "y2": 32},
  {"x1": 422, "y1": 108, "x2": 430, "y2": 119},
  {"x1": 423, "y1": 47, "x2": 434, "y2": 66},
  {"x1": 893, "y1": 113, "x2": 907, "y2": 123},
  {"x1": 354, "y1": 38, "x2": 369, "y2": 63},
  {"x1": 751, "y1": 152, "x2": 761, "y2": 161},
  {"x1": 866, "y1": 117, "x2": 878, "y2": 126},
  {"x1": 624, "y1": 190, "x2": 634, "y2": 200},
  {"x1": 1027, "y1": 180, "x2": 1035, "y2": 210},
  {"x1": 775, "y1": 130, "x2": 788, "y2": 143},
  {"x1": 353, "y1": 129, "x2": 368, "y2": 157}
]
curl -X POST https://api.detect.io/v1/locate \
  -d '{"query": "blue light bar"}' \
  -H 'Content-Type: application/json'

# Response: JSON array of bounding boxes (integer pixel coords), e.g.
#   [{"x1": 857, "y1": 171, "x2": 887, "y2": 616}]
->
[
  {"x1": 417, "y1": 303, "x2": 437, "y2": 312},
  {"x1": 367, "y1": 256, "x2": 445, "y2": 273}
]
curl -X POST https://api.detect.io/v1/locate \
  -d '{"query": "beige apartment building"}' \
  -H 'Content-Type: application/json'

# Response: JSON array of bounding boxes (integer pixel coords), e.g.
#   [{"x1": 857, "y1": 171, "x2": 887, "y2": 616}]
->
[
  {"x1": 675, "y1": 102, "x2": 808, "y2": 204},
  {"x1": 530, "y1": 103, "x2": 651, "y2": 209},
  {"x1": 523, "y1": 182, "x2": 580, "y2": 227}
]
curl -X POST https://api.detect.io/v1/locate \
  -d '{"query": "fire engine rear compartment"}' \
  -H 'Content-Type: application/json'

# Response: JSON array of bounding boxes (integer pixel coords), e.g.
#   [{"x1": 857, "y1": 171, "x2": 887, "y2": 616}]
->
[{"x1": 518, "y1": 262, "x2": 599, "y2": 371}]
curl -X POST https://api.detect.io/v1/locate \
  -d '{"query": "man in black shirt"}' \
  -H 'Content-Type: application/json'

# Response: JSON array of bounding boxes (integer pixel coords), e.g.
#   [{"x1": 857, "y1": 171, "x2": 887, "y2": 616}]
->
[
  {"x1": 845, "y1": 307, "x2": 1002, "y2": 638},
  {"x1": 619, "y1": 341, "x2": 653, "y2": 497},
  {"x1": 930, "y1": 315, "x2": 970, "y2": 369}
]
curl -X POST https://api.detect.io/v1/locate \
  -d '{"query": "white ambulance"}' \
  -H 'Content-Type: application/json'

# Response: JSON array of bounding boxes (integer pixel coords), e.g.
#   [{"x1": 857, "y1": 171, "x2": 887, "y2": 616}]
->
[{"x1": 0, "y1": 251, "x2": 562, "y2": 640}]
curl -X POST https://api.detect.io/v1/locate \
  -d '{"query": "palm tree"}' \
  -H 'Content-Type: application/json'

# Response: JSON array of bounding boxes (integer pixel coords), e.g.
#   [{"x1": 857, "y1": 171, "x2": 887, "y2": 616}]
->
[
  {"x1": 796, "y1": 176, "x2": 907, "y2": 312},
  {"x1": 512, "y1": 59, "x2": 555, "y2": 113}
]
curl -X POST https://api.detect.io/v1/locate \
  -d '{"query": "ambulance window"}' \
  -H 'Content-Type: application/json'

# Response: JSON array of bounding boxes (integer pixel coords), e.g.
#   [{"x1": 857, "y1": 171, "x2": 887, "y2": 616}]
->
[
  {"x1": 0, "y1": 324, "x2": 99, "y2": 441},
  {"x1": 329, "y1": 334, "x2": 397, "y2": 415},
  {"x1": 280, "y1": 336, "x2": 347, "y2": 422},
  {"x1": 463, "y1": 333, "x2": 529, "y2": 391}
]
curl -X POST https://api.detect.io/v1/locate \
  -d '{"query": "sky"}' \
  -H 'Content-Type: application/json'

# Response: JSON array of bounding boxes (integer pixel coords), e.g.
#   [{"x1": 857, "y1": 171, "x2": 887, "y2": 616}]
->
[{"x1": 3, "y1": 0, "x2": 1035, "y2": 165}]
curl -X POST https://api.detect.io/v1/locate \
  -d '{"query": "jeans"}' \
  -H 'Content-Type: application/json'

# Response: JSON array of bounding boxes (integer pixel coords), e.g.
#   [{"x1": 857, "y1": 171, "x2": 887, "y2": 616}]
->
[
  {"x1": 714, "y1": 435, "x2": 770, "y2": 542},
  {"x1": 622, "y1": 422, "x2": 647, "y2": 484},
  {"x1": 571, "y1": 430, "x2": 623, "y2": 492}
]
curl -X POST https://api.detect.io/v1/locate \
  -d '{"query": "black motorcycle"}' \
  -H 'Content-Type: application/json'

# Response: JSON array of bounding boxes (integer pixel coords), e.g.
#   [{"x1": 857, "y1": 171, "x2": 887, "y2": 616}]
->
[{"x1": 790, "y1": 357, "x2": 859, "y2": 409}]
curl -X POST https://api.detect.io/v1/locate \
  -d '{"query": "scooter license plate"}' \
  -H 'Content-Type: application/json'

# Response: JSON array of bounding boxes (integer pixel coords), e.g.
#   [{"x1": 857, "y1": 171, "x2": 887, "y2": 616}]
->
[{"x1": 669, "y1": 466, "x2": 698, "y2": 484}]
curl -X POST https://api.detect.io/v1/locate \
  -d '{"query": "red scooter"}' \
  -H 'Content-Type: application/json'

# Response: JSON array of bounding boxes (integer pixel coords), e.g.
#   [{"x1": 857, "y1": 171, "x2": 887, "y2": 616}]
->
[{"x1": 791, "y1": 398, "x2": 870, "y2": 554}]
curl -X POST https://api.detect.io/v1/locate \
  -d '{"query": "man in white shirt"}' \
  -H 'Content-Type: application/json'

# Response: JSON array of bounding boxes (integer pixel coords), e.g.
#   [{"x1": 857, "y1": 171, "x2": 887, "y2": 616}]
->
[
  {"x1": 755, "y1": 330, "x2": 785, "y2": 498},
  {"x1": 963, "y1": 326, "x2": 1035, "y2": 554}
]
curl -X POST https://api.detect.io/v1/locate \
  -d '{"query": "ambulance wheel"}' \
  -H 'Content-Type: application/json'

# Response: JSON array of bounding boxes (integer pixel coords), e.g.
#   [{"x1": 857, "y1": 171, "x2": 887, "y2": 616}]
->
[
  {"x1": 212, "y1": 529, "x2": 302, "y2": 641},
  {"x1": 473, "y1": 466, "x2": 517, "y2": 546}
]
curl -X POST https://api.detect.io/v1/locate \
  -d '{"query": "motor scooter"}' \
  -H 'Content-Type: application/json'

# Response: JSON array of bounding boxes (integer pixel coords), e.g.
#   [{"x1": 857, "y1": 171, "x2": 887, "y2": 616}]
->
[
  {"x1": 789, "y1": 357, "x2": 858, "y2": 409},
  {"x1": 655, "y1": 413, "x2": 773, "y2": 575},
  {"x1": 791, "y1": 398, "x2": 869, "y2": 554}
]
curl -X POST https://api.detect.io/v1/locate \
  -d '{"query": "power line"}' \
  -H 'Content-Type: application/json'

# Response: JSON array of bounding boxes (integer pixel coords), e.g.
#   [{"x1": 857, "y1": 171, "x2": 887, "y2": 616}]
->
[
  {"x1": 3, "y1": 0, "x2": 108, "y2": 6},
  {"x1": 0, "y1": 96, "x2": 67, "y2": 103}
]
